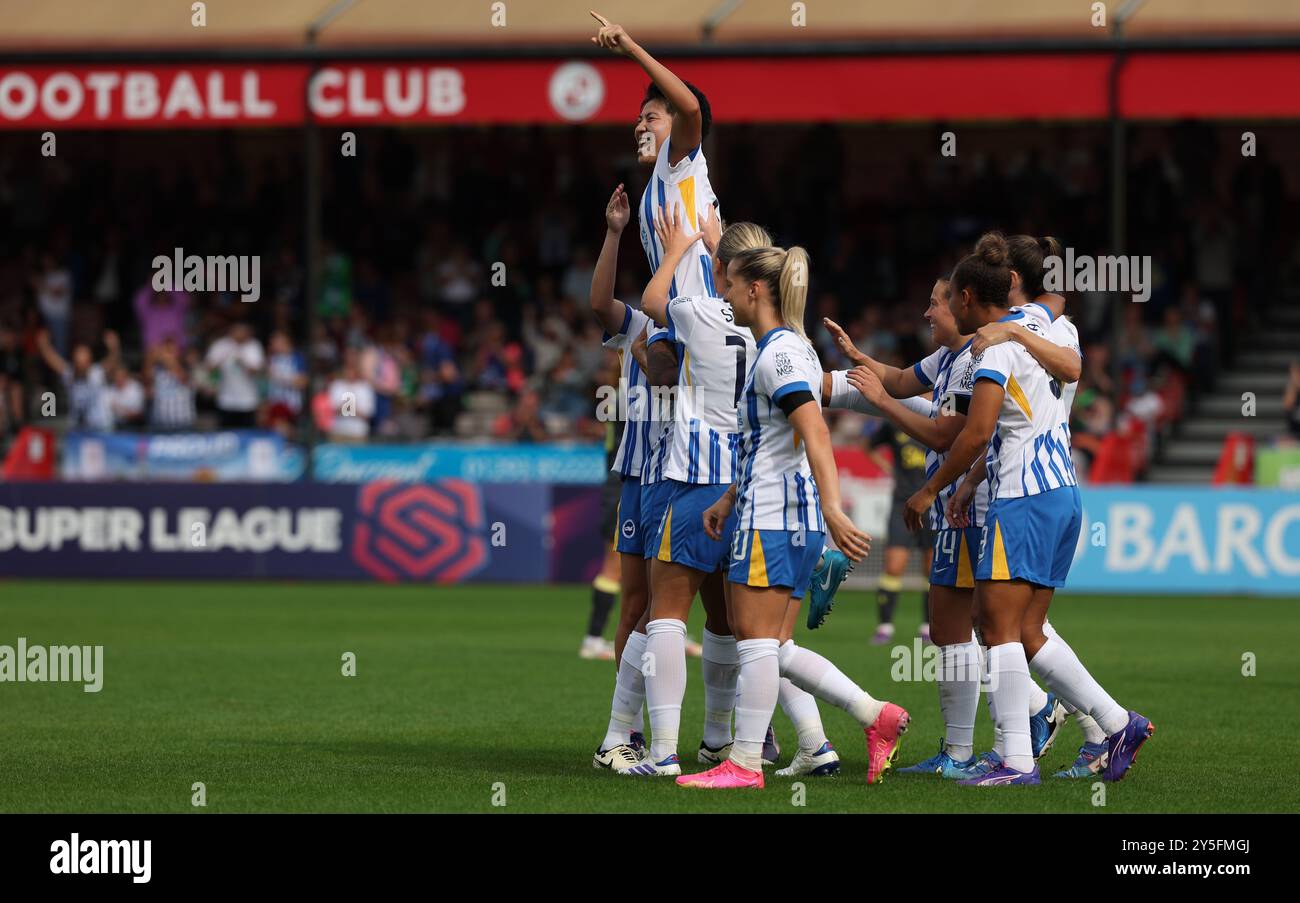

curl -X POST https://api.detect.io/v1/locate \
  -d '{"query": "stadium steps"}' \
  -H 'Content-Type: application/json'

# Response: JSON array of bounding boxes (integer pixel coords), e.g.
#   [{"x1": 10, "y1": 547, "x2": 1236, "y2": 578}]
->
[{"x1": 1145, "y1": 308, "x2": 1298, "y2": 484}]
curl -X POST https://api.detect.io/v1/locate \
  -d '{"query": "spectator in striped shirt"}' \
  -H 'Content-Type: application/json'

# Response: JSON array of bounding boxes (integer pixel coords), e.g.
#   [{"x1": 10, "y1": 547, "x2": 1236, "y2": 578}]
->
[
  {"x1": 145, "y1": 338, "x2": 195, "y2": 431},
  {"x1": 264, "y1": 330, "x2": 307, "y2": 437},
  {"x1": 36, "y1": 328, "x2": 119, "y2": 432}
]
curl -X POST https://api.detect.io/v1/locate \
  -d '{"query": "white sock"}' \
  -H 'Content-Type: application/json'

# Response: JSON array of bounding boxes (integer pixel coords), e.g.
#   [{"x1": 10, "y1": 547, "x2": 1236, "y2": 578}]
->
[
  {"x1": 986, "y1": 642, "x2": 1034, "y2": 773},
  {"x1": 1024, "y1": 621, "x2": 1055, "y2": 712},
  {"x1": 1038, "y1": 620, "x2": 1107, "y2": 743},
  {"x1": 1029, "y1": 634, "x2": 1128, "y2": 736},
  {"x1": 1074, "y1": 712, "x2": 1106, "y2": 744},
  {"x1": 938, "y1": 641, "x2": 981, "y2": 762},
  {"x1": 602, "y1": 631, "x2": 648, "y2": 750},
  {"x1": 979, "y1": 644, "x2": 1003, "y2": 757},
  {"x1": 1027, "y1": 680, "x2": 1049, "y2": 715},
  {"x1": 778, "y1": 640, "x2": 884, "y2": 727},
  {"x1": 778, "y1": 678, "x2": 828, "y2": 754},
  {"x1": 701, "y1": 629, "x2": 739, "y2": 749},
  {"x1": 644, "y1": 619, "x2": 687, "y2": 762},
  {"x1": 1058, "y1": 698, "x2": 1107, "y2": 744},
  {"x1": 731, "y1": 639, "x2": 780, "y2": 772}
]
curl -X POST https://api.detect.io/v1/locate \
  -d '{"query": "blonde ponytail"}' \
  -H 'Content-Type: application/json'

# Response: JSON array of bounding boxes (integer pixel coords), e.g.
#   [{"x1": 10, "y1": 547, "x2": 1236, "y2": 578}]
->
[
  {"x1": 779, "y1": 247, "x2": 809, "y2": 340},
  {"x1": 731, "y1": 245, "x2": 812, "y2": 338}
]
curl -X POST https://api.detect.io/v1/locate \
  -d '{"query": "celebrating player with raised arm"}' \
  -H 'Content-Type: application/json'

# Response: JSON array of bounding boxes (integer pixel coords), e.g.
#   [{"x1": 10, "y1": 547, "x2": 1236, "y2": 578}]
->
[
  {"x1": 616, "y1": 205, "x2": 770, "y2": 776},
  {"x1": 589, "y1": 11, "x2": 718, "y2": 665},
  {"x1": 589, "y1": 184, "x2": 660, "y2": 772},
  {"x1": 587, "y1": 9, "x2": 721, "y2": 771}
]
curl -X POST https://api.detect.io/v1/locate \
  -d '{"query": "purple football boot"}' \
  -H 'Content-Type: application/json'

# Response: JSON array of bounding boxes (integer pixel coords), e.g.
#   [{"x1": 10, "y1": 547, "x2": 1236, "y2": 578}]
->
[
  {"x1": 958, "y1": 764, "x2": 1041, "y2": 786},
  {"x1": 1103, "y1": 711, "x2": 1155, "y2": 782}
]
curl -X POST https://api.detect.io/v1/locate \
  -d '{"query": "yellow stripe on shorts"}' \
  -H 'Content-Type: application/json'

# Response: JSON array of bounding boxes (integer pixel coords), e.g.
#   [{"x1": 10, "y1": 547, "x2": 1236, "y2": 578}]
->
[
  {"x1": 991, "y1": 521, "x2": 1011, "y2": 580},
  {"x1": 657, "y1": 505, "x2": 674, "y2": 562},
  {"x1": 747, "y1": 530, "x2": 769, "y2": 586},
  {"x1": 956, "y1": 531, "x2": 974, "y2": 588}
]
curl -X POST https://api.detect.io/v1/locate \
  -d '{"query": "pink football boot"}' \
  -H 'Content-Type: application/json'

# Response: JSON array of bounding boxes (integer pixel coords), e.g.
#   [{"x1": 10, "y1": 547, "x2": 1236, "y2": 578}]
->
[
  {"x1": 865, "y1": 702, "x2": 910, "y2": 785},
  {"x1": 675, "y1": 759, "x2": 765, "y2": 789}
]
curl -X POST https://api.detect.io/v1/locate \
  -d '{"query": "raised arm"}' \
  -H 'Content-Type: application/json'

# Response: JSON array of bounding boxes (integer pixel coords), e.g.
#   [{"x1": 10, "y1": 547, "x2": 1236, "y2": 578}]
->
[
  {"x1": 972, "y1": 320, "x2": 1081, "y2": 383},
  {"x1": 822, "y1": 317, "x2": 927, "y2": 399},
  {"x1": 788, "y1": 400, "x2": 871, "y2": 561},
  {"x1": 1284, "y1": 362, "x2": 1300, "y2": 417},
  {"x1": 591, "y1": 12, "x2": 701, "y2": 162},
  {"x1": 100, "y1": 330, "x2": 121, "y2": 372},
  {"x1": 35, "y1": 329, "x2": 68, "y2": 375},
  {"x1": 642, "y1": 203, "x2": 705, "y2": 325},
  {"x1": 590, "y1": 184, "x2": 631, "y2": 335}
]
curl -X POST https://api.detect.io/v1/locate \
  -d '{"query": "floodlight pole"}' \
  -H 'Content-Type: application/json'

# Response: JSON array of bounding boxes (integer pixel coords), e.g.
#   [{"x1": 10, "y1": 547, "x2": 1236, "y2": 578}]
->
[
  {"x1": 302, "y1": 48, "x2": 321, "y2": 480},
  {"x1": 300, "y1": 1, "x2": 354, "y2": 480},
  {"x1": 1108, "y1": 0, "x2": 1146, "y2": 356}
]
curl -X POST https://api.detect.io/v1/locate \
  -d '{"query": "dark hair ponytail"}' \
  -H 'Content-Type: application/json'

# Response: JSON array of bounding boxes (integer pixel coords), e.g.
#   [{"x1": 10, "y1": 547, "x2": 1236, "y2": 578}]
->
[
  {"x1": 1007, "y1": 234, "x2": 1063, "y2": 299},
  {"x1": 951, "y1": 231, "x2": 1012, "y2": 308}
]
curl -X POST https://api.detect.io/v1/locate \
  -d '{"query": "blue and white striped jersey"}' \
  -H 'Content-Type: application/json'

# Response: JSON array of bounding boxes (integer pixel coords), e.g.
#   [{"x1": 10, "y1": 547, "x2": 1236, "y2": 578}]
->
[
  {"x1": 660, "y1": 295, "x2": 752, "y2": 485},
  {"x1": 639, "y1": 325, "x2": 677, "y2": 486},
  {"x1": 1048, "y1": 313, "x2": 1082, "y2": 438},
  {"x1": 734, "y1": 328, "x2": 824, "y2": 532},
  {"x1": 602, "y1": 305, "x2": 656, "y2": 479},
  {"x1": 914, "y1": 343, "x2": 990, "y2": 530},
  {"x1": 970, "y1": 306, "x2": 1079, "y2": 500},
  {"x1": 638, "y1": 137, "x2": 719, "y2": 304},
  {"x1": 641, "y1": 417, "x2": 673, "y2": 485}
]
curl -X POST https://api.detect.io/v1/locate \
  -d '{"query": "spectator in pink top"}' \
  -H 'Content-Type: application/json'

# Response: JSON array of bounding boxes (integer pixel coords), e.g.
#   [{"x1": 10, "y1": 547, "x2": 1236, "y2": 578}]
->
[{"x1": 134, "y1": 284, "x2": 191, "y2": 353}]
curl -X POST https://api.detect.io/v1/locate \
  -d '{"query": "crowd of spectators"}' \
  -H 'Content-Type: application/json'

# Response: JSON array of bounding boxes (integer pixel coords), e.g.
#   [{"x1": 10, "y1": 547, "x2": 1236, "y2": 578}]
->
[{"x1": 0, "y1": 121, "x2": 1294, "y2": 478}]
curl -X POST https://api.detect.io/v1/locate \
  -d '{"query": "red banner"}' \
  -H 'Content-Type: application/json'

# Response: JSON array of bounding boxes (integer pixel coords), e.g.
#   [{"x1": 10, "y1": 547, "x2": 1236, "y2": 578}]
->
[
  {"x1": 1, "y1": 53, "x2": 1297, "y2": 129},
  {"x1": 0, "y1": 64, "x2": 306, "y2": 128}
]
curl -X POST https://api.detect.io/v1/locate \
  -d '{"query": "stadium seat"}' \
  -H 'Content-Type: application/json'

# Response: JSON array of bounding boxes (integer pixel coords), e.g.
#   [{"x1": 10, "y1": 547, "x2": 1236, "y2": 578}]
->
[
  {"x1": 1088, "y1": 431, "x2": 1138, "y2": 484},
  {"x1": 2, "y1": 426, "x2": 56, "y2": 481},
  {"x1": 833, "y1": 445, "x2": 888, "y2": 479},
  {"x1": 1212, "y1": 432, "x2": 1255, "y2": 484}
]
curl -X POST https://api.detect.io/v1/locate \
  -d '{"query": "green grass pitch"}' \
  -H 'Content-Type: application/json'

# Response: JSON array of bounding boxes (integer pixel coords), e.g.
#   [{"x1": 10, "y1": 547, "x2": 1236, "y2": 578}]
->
[{"x1": 2, "y1": 581, "x2": 1296, "y2": 813}]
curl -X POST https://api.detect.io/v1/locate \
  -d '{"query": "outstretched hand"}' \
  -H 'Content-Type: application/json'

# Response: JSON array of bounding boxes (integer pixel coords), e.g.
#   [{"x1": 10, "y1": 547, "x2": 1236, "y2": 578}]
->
[
  {"x1": 605, "y1": 183, "x2": 630, "y2": 233},
  {"x1": 590, "y1": 11, "x2": 635, "y2": 56},
  {"x1": 655, "y1": 203, "x2": 704, "y2": 260},
  {"x1": 822, "y1": 317, "x2": 869, "y2": 367}
]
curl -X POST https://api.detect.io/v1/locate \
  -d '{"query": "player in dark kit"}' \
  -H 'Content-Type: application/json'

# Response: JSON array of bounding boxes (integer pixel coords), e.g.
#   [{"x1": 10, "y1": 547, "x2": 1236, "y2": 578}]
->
[
  {"x1": 582, "y1": 415, "x2": 624, "y2": 660},
  {"x1": 867, "y1": 422, "x2": 935, "y2": 645}
]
